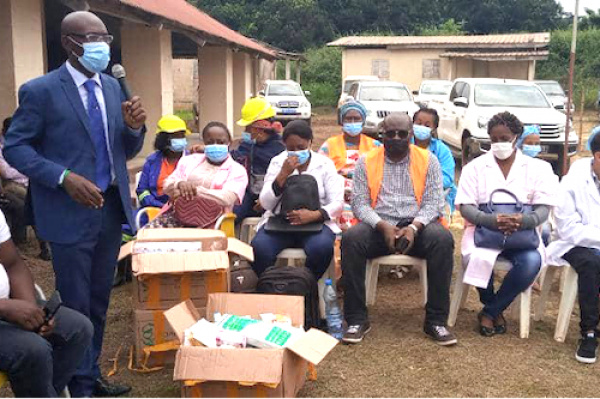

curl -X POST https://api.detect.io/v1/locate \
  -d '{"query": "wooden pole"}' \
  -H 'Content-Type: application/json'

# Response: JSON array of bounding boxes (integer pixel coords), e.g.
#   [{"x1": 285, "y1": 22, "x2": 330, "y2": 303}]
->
[
  {"x1": 562, "y1": 0, "x2": 579, "y2": 176},
  {"x1": 578, "y1": 86, "x2": 585, "y2": 152}
]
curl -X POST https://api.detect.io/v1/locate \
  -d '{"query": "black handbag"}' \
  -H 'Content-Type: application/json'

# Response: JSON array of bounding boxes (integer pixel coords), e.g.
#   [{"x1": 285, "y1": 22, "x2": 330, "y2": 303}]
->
[
  {"x1": 474, "y1": 188, "x2": 540, "y2": 250},
  {"x1": 264, "y1": 174, "x2": 323, "y2": 233}
]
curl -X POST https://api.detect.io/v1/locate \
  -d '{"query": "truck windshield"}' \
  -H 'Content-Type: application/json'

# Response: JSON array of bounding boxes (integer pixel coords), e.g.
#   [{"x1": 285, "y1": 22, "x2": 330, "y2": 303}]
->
[
  {"x1": 267, "y1": 84, "x2": 302, "y2": 96},
  {"x1": 359, "y1": 86, "x2": 411, "y2": 102},
  {"x1": 474, "y1": 84, "x2": 550, "y2": 108},
  {"x1": 420, "y1": 82, "x2": 452, "y2": 95},
  {"x1": 536, "y1": 82, "x2": 565, "y2": 97}
]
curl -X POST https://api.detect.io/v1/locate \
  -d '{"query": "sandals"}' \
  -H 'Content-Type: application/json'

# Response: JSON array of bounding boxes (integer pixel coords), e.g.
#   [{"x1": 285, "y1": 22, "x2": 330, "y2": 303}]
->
[{"x1": 477, "y1": 312, "x2": 495, "y2": 337}]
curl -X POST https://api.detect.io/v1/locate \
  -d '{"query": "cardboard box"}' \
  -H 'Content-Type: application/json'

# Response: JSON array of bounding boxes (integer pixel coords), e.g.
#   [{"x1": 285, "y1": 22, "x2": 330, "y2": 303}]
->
[
  {"x1": 133, "y1": 308, "x2": 204, "y2": 368},
  {"x1": 120, "y1": 228, "x2": 252, "y2": 311},
  {"x1": 165, "y1": 293, "x2": 339, "y2": 398}
]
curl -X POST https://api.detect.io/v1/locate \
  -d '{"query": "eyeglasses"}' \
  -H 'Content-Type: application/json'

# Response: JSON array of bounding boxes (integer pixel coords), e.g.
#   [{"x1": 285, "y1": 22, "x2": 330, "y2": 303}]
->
[
  {"x1": 69, "y1": 33, "x2": 114, "y2": 44},
  {"x1": 381, "y1": 130, "x2": 410, "y2": 139}
]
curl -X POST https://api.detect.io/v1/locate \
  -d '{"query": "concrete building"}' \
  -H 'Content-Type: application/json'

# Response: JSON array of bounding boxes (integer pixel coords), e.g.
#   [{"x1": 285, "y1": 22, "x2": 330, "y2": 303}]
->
[
  {"x1": 0, "y1": 0, "x2": 278, "y2": 161},
  {"x1": 328, "y1": 33, "x2": 550, "y2": 91}
]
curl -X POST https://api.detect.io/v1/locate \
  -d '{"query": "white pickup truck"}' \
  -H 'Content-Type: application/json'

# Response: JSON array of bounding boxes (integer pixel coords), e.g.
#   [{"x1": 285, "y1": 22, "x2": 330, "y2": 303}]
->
[{"x1": 435, "y1": 78, "x2": 579, "y2": 175}]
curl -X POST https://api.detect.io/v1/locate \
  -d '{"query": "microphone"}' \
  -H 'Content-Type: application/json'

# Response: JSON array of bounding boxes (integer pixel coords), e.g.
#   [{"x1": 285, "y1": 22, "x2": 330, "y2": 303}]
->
[{"x1": 111, "y1": 64, "x2": 133, "y2": 100}]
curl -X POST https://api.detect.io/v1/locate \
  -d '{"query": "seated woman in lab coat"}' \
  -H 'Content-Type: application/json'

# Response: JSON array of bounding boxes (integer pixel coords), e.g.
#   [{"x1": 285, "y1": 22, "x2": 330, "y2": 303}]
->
[{"x1": 455, "y1": 112, "x2": 558, "y2": 337}]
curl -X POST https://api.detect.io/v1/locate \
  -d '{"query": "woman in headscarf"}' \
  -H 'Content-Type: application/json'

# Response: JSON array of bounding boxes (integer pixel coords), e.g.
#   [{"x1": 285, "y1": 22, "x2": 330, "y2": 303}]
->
[{"x1": 319, "y1": 101, "x2": 381, "y2": 229}]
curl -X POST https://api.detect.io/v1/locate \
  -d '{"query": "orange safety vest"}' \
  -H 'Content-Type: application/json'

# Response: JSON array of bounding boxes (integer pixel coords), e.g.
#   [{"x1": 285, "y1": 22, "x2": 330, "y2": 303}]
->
[
  {"x1": 365, "y1": 145, "x2": 448, "y2": 228},
  {"x1": 327, "y1": 134, "x2": 378, "y2": 171}
]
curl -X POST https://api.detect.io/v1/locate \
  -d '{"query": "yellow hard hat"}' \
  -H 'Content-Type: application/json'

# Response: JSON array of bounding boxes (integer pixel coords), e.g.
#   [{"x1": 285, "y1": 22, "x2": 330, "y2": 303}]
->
[
  {"x1": 156, "y1": 114, "x2": 190, "y2": 135},
  {"x1": 237, "y1": 97, "x2": 276, "y2": 127}
]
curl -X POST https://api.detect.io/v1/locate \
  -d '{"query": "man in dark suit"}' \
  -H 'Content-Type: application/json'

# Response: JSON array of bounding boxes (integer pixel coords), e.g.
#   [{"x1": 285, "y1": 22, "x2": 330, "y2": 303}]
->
[{"x1": 4, "y1": 11, "x2": 146, "y2": 397}]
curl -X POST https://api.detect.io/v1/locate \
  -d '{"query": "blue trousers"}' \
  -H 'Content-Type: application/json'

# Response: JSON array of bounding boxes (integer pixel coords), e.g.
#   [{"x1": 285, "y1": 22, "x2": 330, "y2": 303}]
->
[
  {"x1": 0, "y1": 307, "x2": 93, "y2": 397},
  {"x1": 50, "y1": 187, "x2": 123, "y2": 397},
  {"x1": 251, "y1": 226, "x2": 336, "y2": 279},
  {"x1": 477, "y1": 248, "x2": 541, "y2": 319}
]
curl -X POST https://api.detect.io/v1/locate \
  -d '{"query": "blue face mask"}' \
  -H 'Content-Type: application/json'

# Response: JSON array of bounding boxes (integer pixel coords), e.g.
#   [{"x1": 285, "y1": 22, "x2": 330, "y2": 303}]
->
[
  {"x1": 169, "y1": 138, "x2": 187, "y2": 153},
  {"x1": 413, "y1": 124, "x2": 432, "y2": 141},
  {"x1": 75, "y1": 41, "x2": 111, "y2": 74},
  {"x1": 288, "y1": 149, "x2": 310, "y2": 165},
  {"x1": 342, "y1": 122, "x2": 364, "y2": 137},
  {"x1": 242, "y1": 132, "x2": 255, "y2": 145},
  {"x1": 205, "y1": 144, "x2": 229, "y2": 163},
  {"x1": 522, "y1": 144, "x2": 542, "y2": 158}
]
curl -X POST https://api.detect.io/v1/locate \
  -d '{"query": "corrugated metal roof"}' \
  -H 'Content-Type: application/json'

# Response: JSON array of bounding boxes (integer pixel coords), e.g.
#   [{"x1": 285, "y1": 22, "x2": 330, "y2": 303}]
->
[
  {"x1": 118, "y1": 0, "x2": 276, "y2": 58},
  {"x1": 328, "y1": 33, "x2": 550, "y2": 49},
  {"x1": 440, "y1": 50, "x2": 550, "y2": 60}
]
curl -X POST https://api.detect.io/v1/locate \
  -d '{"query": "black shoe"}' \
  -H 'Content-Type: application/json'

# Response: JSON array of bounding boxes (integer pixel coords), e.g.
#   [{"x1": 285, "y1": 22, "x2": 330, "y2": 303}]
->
[
  {"x1": 93, "y1": 377, "x2": 132, "y2": 397},
  {"x1": 38, "y1": 242, "x2": 52, "y2": 261},
  {"x1": 342, "y1": 322, "x2": 371, "y2": 344},
  {"x1": 424, "y1": 324, "x2": 458, "y2": 346},
  {"x1": 494, "y1": 314, "x2": 507, "y2": 335},
  {"x1": 576, "y1": 332, "x2": 598, "y2": 364},
  {"x1": 478, "y1": 312, "x2": 495, "y2": 337}
]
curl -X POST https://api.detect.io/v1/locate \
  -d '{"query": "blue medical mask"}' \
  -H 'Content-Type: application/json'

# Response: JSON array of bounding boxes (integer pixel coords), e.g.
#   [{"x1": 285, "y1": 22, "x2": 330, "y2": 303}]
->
[
  {"x1": 205, "y1": 144, "x2": 229, "y2": 163},
  {"x1": 342, "y1": 122, "x2": 363, "y2": 137},
  {"x1": 74, "y1": 41, "x2": 111, "y2": 74},
  {"x1": 413, "y1": 124, "x2": 432, "y2": 141},
  {"x1": 522, "y1": 144, "x2": 542, "y2": 158},
  {"x1": 288, "y1": 149, "x2": 310, "y2": 165},
  {"x1": 169, "y1": 138, "x2": 187, "y2": 153},
  {"x1": 242, "y1": 132, "x2": 255, "y2": 145}
]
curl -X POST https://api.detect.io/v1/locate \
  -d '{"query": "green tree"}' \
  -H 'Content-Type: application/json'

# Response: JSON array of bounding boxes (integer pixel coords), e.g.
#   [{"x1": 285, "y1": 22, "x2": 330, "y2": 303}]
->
[{"x1": 580, "y1": 8, "x2": 600, "y2": 30}]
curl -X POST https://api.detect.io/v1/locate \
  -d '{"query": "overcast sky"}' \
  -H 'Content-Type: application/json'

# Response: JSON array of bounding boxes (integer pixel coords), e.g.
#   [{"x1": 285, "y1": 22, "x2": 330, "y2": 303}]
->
[{"x1": 557, "y1": 0, "x2": 598, "y2": 14}]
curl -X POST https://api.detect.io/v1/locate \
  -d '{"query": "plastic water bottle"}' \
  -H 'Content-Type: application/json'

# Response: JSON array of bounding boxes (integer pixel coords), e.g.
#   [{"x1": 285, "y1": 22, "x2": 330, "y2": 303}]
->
[{"x1": 324, "y1": 279, "x2": 343, "y2": 340}]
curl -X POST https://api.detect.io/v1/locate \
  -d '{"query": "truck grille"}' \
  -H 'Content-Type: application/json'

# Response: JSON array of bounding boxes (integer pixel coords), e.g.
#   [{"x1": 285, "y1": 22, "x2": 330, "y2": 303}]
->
[
  {"x1": 278, "y1": 101, "x2": 299, "y2": 108},
  {"x1": 377, "y1": 110, "x2": 408, "y2": 118},
  {"x1": 536, "y1": 124, "x2": 561, "y2": 139}
]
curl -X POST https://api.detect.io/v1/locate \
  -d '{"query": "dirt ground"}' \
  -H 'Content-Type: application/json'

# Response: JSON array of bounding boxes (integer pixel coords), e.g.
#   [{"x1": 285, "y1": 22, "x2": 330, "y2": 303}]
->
[{"x1": 1, "y1": 110, "x2": 599, "y2": 398}]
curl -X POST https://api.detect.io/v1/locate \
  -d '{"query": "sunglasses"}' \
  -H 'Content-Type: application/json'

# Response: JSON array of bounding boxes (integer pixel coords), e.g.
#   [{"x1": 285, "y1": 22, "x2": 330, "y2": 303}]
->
[{"x1": 381, "y1": 130, "x2": 410, "y2": 139}]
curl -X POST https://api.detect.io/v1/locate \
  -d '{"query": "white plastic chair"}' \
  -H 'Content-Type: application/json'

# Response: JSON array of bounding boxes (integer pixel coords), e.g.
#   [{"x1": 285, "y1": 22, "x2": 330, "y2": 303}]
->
[
  {"x1": 275, "y1": 248, "x2": 336, "y2": 318},
  {"x1": 365, "y1": 255, "x2": 428, "y2": 307},
  {"x1": 534, "y1": 263, "x2": 578, "y2": 342},
  {"x1": 240, "y1": 217, "x2": 261, "y2": 244},
  {"x1": 448, "y1": 257, "x2": 536, "y2": 339}
]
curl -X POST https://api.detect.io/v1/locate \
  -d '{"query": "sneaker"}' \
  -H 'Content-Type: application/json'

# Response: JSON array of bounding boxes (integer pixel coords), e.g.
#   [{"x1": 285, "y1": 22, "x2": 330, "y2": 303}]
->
[
  {"x1": 576, "y1": 332, "x2": 598, "y2": 364},
  {"x1": 342, "y1": 322, "x2": 371, "y2": 344},
  {"x1": 424, "y1": 324, "x2": 458, "y2": 346}
]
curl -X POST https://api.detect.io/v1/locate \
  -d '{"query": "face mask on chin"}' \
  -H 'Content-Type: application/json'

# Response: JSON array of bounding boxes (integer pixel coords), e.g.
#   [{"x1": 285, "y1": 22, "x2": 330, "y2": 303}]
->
[{"x1": 384, "y1": 138, "x2": 409, "y2": 159}]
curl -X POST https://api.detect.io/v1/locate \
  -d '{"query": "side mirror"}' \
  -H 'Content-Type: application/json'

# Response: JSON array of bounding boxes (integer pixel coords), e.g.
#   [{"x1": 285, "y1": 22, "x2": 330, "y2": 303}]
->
[
  {"x1": 304, "y1": 90, "x2": 311, "y2": 96},
  {"x1": 258, "y1": 90, "x2": 265, "y2": 96},
  {"x1": 453, "y1": 97, "x2": 469, "y2": 108},
  {"x1": 412, "y1": 90, "x2": 419, "y2": 95}
]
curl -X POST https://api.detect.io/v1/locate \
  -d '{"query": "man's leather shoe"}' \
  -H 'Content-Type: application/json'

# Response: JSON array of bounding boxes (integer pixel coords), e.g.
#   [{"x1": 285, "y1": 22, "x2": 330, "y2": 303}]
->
[{"x1": 93, "y1": 377, "x2": 131, "y2": 397}]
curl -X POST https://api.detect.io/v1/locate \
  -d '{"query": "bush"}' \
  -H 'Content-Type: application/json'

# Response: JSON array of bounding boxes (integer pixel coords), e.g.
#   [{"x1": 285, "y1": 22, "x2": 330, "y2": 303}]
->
[{"x1": 536, "y1": 29, "x2": 600, "y2": 109}]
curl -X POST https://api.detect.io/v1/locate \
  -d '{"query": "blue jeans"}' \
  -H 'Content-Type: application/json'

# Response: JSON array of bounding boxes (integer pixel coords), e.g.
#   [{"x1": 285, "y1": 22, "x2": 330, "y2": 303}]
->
[
  {"x1": 0, "y1": 307, "x2": 93, "y2": 397},
  {"x1": 251, "y1": 225, "x2": 336, "y2": 279},
  {"x1": 477, "y1": 249, "x2": 541, "y2": 319}
]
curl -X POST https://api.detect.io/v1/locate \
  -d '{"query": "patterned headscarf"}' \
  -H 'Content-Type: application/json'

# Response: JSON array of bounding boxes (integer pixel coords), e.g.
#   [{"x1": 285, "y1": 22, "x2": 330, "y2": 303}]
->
[
  {"x1": 339, "y1": 101, "x2": 367, "y2": 122},
  {"x1": 517, "y1": 125, "x2": 541, "y2": 148}
]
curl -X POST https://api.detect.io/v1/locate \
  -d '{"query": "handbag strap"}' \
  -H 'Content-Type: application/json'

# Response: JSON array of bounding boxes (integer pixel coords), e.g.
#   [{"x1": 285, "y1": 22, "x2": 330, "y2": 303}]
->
[{"x1": 487, "y1": 188, "x2": 523, "y2": 212}]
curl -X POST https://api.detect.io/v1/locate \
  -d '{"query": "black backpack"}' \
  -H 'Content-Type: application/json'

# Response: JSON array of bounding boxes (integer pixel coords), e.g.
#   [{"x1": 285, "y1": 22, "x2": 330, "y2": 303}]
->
[{"x1": 256, "y1": 265, "x2": 320, "y2": 331}]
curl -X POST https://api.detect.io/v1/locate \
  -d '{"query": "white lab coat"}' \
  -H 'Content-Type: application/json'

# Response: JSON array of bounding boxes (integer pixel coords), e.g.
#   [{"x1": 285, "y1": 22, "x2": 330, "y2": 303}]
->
[
  {"x1": 455, "y1": 150, "x2": 558, "y2": 288},
  {"x1": 258, "y1": 151, "x2": 344, "y2": 234},
  {"x1": 546, "y1": 158, "x2": 600, "y2": 265}
]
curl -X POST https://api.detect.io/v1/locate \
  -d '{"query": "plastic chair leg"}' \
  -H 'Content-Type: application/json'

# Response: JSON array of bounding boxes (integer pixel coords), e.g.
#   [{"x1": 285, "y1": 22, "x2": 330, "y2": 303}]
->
[
  {"x1": 448, "y1": 266, "x2": 466, "y2": 327},
  {"x1": 555, "y1": 266, "x2": 578, "y2": 342},
  {"x1": 365, "y1": 260, "x2": 380, "y2": 307},
  {"x1": 519, "y1": 288, "x2": 532, "y2": 339},
  {"x1": 417, "y1": 263, "x2": 428, "y2": 307},
  {"x1": 534, "y1": 265, "x2": 558, "y2": 321}
]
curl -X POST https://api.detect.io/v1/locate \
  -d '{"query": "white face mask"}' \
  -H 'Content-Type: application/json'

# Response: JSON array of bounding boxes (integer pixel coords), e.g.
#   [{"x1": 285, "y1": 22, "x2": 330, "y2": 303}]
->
[{"x1": 491, "y1": 139, "x2": 516, "y2": 160}]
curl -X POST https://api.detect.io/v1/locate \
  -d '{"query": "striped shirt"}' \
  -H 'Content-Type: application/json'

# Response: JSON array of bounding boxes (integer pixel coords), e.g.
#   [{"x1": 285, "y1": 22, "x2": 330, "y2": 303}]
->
[{"x1": 351, "y1": 153, "x2": 445, "y2": 228}]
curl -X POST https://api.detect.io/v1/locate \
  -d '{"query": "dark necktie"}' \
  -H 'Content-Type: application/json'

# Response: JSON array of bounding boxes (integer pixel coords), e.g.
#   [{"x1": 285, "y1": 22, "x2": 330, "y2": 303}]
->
[{"x1": 83, "y1": 79, "x2": 111, "y2": 191}]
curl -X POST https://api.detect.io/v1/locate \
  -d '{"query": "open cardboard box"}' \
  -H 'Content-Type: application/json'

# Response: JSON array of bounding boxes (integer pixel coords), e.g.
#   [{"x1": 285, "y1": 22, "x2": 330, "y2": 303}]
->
[{"x1": 165, "y1": 293, "x2": 339, "y2": 398}]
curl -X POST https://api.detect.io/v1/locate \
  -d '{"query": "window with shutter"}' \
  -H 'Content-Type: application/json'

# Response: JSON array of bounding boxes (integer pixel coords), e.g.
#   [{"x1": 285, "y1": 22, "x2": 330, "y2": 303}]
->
[
  {"x1": 371, "y1": 59, "x2": 390, "y2": 80},
  {"x1": 422, "y1": 59, "x2": 441, "y2": 79}
]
